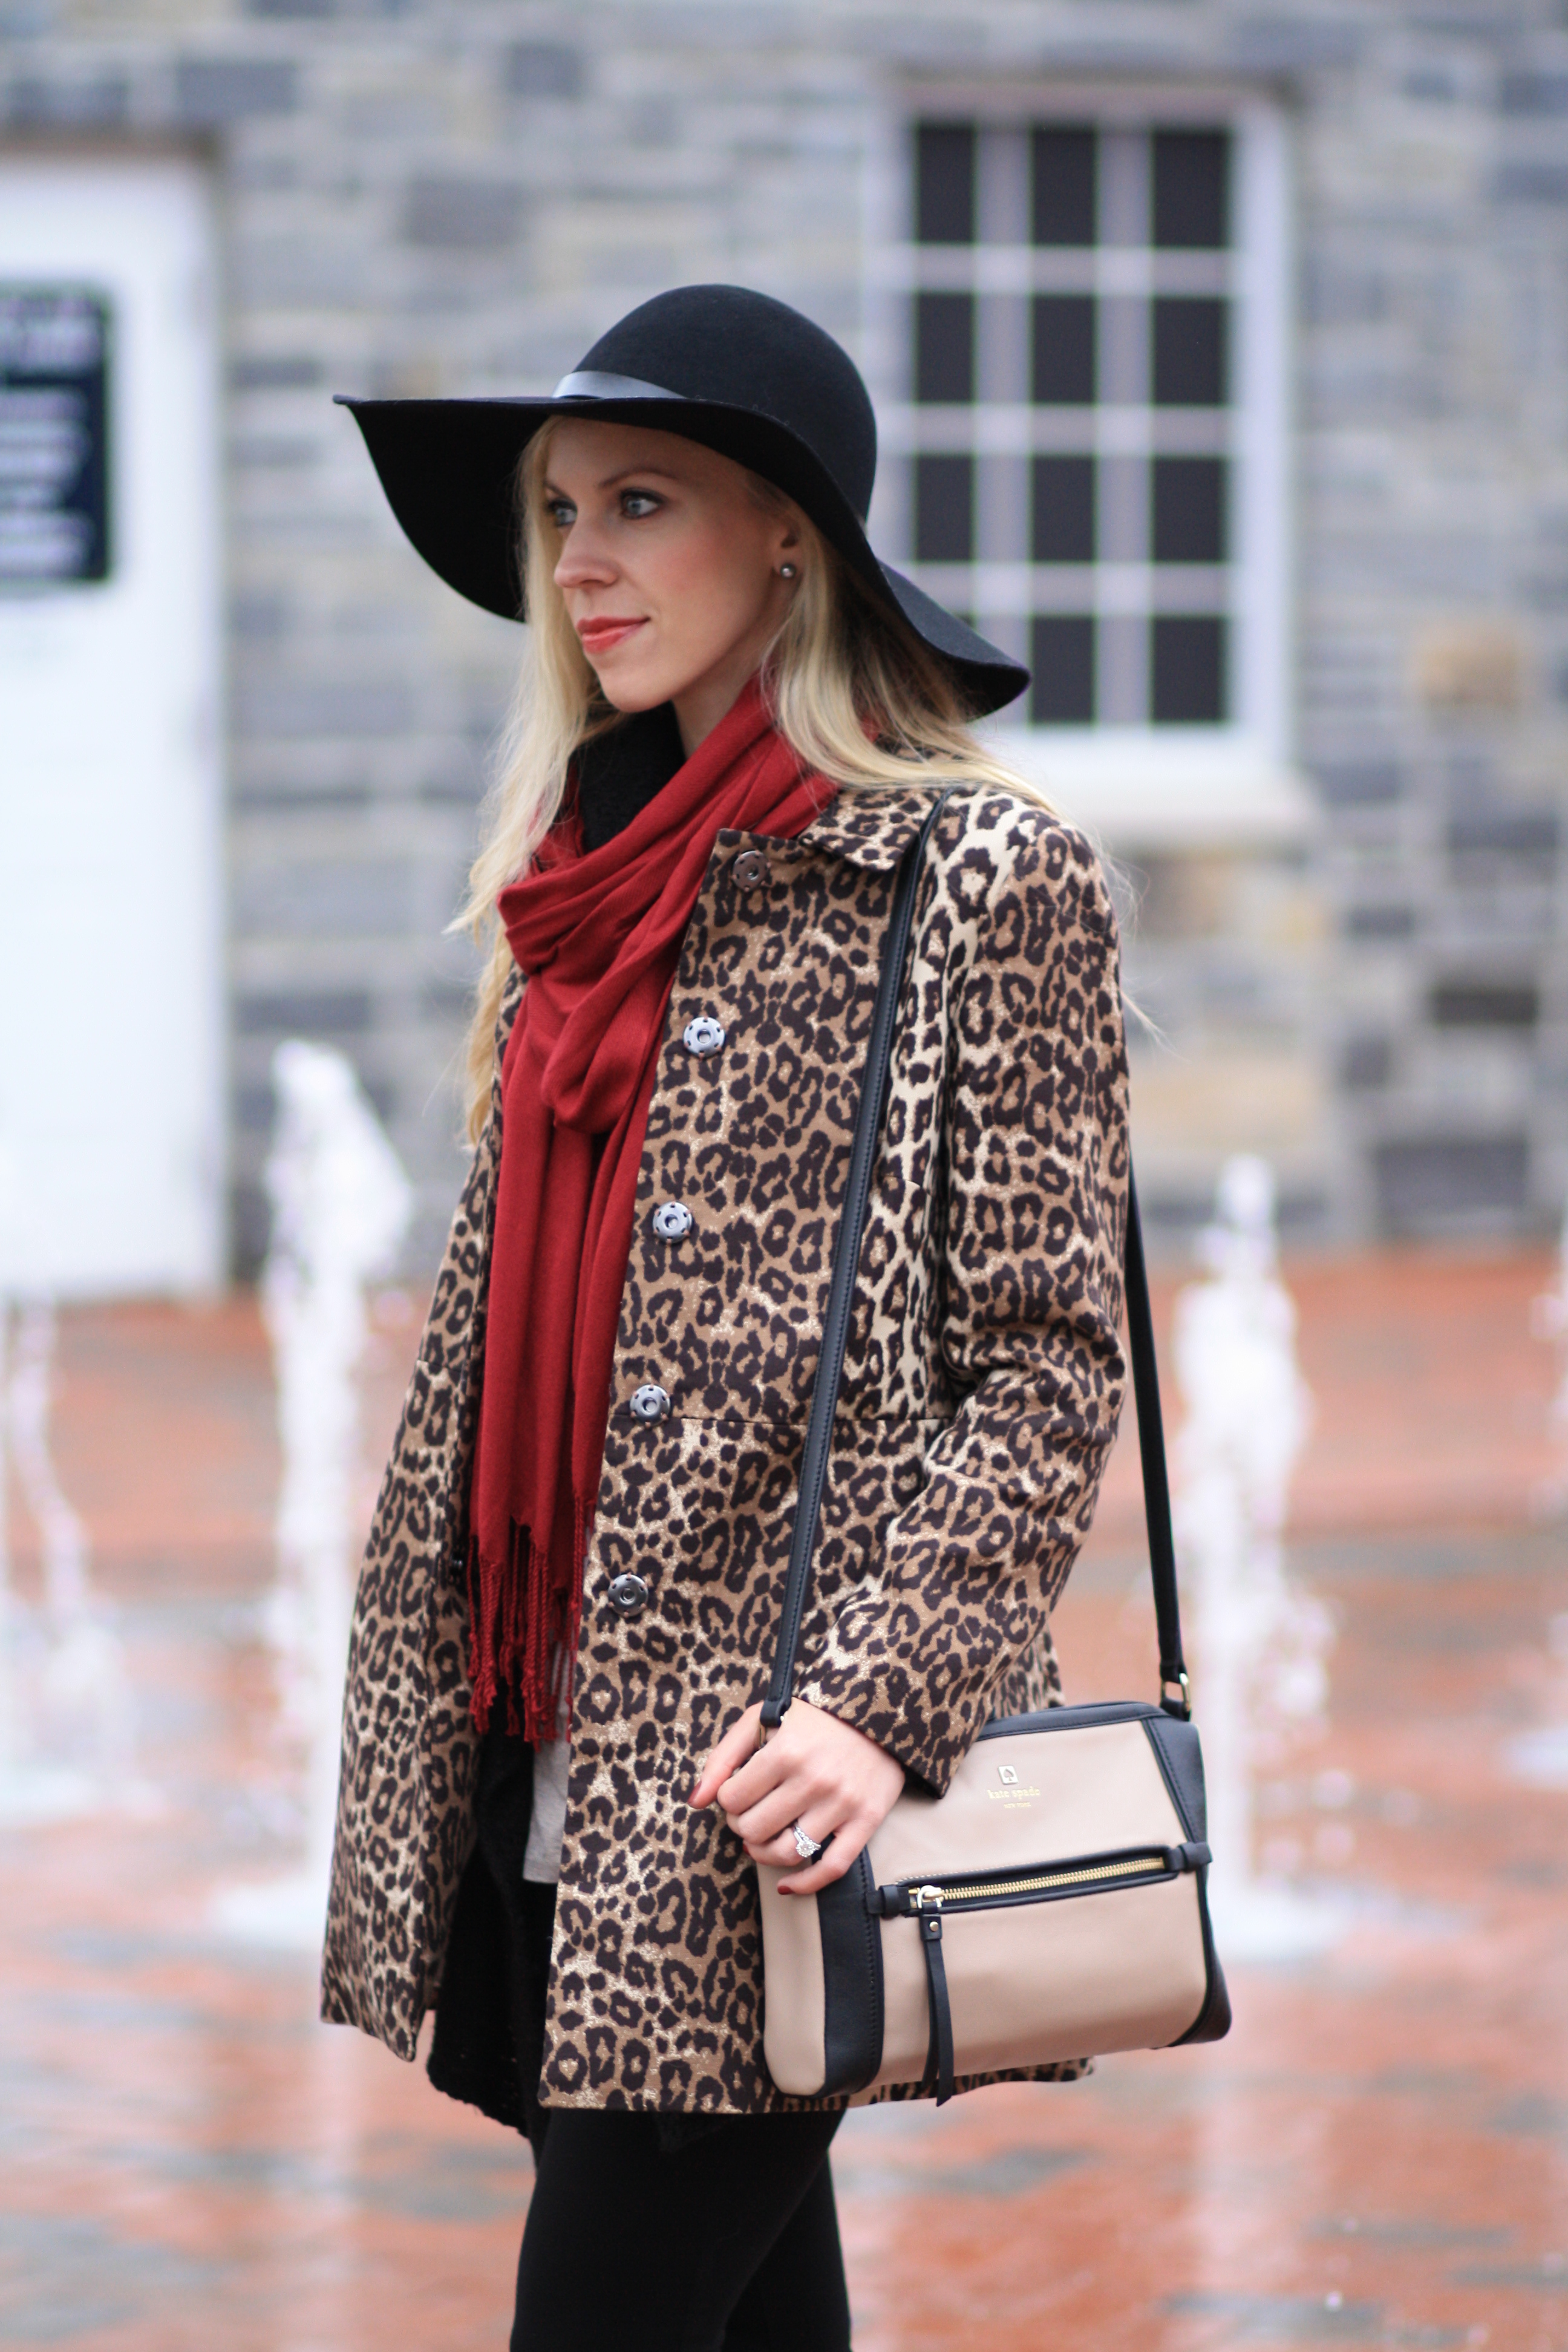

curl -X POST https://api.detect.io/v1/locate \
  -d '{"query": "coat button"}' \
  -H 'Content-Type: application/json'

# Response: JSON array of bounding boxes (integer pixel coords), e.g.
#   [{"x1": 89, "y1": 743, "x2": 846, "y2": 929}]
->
[
  {"x1": 652, "y1": 1201, "x2": 693, "y2": 1240},
  {"x1": 731, "y1": 848, "x2": 769, "y2": 890},
  {"x1": 683, "y1": 1015, "x2": 726, "y2": 1056},
  {"x1": 630, "y1": 1383, "x2": 670, "y2": 1422},
  {"x1": 607, "y1": 1572, "x2": 650, "y2": 1618}
]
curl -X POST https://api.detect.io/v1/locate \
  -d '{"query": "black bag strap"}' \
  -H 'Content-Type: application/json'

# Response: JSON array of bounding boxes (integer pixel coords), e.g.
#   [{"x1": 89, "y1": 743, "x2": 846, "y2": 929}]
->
[
  {"x1": 1124, "y1": 1173, "x2": 1190, "y2": 1714},
  {"x1": 760, "y1": 788, "x2": 1192, "y2": 1731},
  {"x1": 759, "y1": 791, "x2": 953, "y2": 1731}
]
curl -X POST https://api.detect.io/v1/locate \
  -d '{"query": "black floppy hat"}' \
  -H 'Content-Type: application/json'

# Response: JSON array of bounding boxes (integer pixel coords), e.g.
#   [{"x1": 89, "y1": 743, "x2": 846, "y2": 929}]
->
[{"x1": 336, "y1": 284, "x2": 1028, "y2": 719}]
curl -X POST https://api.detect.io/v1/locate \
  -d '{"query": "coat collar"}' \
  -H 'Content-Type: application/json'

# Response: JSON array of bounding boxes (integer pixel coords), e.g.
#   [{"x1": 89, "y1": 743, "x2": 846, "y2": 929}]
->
[
  {"x1": 792, "y1": 782, "x2": 944, "y2": 872},
  {"x1": 492, "y1": 781, "x2": 955, "y2": 1079}
]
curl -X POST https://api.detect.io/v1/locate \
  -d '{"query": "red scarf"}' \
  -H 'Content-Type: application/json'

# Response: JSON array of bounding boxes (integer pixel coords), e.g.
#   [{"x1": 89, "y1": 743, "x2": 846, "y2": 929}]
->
[{"x1": 468, "y1": 681, "x2": 829, "y2": 1737}]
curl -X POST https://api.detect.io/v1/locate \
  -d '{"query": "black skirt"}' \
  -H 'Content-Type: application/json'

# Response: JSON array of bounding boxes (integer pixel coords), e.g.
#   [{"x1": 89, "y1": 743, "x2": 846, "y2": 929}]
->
[{"x1": 428, "y1": 1717, "x2": 557, "y2": 2150}]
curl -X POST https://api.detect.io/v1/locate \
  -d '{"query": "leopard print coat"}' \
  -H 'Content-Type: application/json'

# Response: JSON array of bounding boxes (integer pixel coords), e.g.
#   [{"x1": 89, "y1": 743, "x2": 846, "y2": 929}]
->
[{"x1": 321, "y1": 780, "x2": 1131, "y2": 2114}]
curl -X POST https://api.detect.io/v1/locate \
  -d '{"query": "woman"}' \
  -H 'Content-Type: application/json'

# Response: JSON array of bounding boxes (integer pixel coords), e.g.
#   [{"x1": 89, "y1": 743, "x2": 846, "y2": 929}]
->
[{"x1": 324, "y1": 284, "x2": 1130, "y2": 2348}]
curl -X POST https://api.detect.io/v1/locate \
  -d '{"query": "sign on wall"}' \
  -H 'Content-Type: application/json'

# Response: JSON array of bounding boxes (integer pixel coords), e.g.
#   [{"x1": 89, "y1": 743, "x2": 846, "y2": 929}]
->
[{"x1": 0, "y1": 289, "x2": 111, "y2": 585}]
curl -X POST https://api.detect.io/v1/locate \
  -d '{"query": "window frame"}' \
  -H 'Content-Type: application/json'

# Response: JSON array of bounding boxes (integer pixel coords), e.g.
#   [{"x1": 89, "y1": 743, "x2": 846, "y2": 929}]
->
[{"x1": 864, "y1": 84, "x2": 1303, "y2": 848}]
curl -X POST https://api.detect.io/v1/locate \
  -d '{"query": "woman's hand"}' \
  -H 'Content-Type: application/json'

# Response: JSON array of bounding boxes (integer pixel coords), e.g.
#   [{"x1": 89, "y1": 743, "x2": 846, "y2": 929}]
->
[{"x1": 690, "y1": 1697, "x2": 906, "y2": 1896}]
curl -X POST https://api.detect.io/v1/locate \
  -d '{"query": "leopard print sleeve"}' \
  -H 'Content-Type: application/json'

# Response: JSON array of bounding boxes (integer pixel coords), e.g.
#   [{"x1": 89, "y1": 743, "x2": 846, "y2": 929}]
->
[{"x1": 795, "y1": 812, "x2": 1131, "y2": 1794}]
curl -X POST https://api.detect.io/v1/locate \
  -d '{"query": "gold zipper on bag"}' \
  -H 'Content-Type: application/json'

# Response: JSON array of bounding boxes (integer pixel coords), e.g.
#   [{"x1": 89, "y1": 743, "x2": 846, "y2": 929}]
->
[{"x1": 904, "y1": 1852, "x2": 1170, "y2": 1912}]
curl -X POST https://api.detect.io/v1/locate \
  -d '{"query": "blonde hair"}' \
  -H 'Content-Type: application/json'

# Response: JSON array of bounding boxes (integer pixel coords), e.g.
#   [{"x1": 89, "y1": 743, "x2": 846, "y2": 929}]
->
[{"x1": 456, "y1": 422, "x2": 1051, "y2": 1139}]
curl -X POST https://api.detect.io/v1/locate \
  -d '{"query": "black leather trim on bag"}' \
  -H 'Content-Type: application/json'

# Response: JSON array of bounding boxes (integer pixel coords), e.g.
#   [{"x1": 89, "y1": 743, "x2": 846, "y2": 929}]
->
[
  {"x1": 1143, "y1": 1713, "x2": 1208, "y2": 1843},
  {"x1": 818, "y1": 1848, "x2": 885, "y2": 2096},
  {"x1": 1173, "y1": 1871, "x2": 1233, "y2": 2045},
  {"x1": 978, "y1": 1699, "x2": 1164, "y2": 1741},
  {"x1": 1145, "y1": 1713, "x2": 1230, "y2": 2044},
  {"x1": 919, "y1": 1914, "x2": 956, "y2": 2105}
]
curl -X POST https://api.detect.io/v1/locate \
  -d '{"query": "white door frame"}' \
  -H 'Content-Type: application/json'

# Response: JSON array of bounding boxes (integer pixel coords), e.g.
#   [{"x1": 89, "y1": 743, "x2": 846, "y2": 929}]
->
[{"x1": 0, "y1": 152, "x2": 224, "y2": 1297}]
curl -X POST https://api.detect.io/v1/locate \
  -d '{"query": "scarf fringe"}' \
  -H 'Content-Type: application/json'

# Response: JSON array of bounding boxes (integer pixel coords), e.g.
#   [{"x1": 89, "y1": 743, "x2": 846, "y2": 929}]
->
[{"x1": 466, "y1": 1499, "x2": 592, "y2": 1744}]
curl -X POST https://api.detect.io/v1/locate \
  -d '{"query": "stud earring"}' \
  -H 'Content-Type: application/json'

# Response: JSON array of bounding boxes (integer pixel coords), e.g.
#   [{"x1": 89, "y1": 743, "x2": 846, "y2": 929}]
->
[{"x1": 779, "y1": 563, "x2": 797, "y2": 578}]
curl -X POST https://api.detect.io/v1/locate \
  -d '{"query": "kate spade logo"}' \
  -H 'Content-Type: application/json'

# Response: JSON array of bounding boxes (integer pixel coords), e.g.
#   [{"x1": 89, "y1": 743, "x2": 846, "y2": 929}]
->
[{"x1": 987, "y1": 1762, "x2": 1040, "y2": 1802}]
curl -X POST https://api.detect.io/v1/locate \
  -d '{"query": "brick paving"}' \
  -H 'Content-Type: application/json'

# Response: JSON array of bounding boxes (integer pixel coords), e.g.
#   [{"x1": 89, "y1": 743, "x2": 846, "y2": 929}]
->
[{"x1": 2, "y1": 1250, "x2": 1566, "y2": 2349}]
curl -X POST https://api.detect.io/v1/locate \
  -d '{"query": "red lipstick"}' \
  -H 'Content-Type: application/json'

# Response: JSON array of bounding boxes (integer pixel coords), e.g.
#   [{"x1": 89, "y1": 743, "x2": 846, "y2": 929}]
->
[{"x1": 577, "y1": 617, "x2": 645, "y2": 655}]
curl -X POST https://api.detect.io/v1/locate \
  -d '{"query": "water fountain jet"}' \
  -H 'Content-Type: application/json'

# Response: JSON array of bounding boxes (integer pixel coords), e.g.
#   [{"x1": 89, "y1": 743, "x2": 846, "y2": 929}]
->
[
  {"x1": 1173, "y1": 1155, "x2": 1341, "y2": 1959},
  {"x1": 0, "y1": 1299, "x2": 142, "y2": 1823},
  {"x1": 213, "y1": 1041, "x2": 412, "y2": 1946}
]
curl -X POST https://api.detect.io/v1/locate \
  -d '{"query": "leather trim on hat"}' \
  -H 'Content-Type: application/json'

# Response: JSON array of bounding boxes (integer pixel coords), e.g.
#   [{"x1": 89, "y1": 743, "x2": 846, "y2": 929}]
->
[{"x1": 552, "y1": 370, "x2": 684, "y2": 401}]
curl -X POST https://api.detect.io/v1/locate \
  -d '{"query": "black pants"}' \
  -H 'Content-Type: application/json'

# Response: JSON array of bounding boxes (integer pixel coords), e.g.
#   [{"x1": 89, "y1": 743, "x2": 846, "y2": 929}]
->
[
  {"x1": 513, "y1": 2103, "x2": 849, "y2": 2351},
  {"x1": 460, "y1": 1724, "x2": 850, "y2": 2350}
]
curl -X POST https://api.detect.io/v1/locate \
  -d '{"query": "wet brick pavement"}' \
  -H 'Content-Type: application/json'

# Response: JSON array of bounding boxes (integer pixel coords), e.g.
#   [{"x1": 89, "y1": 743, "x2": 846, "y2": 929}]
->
[{"x1": 2, "y1": 1250, "x2": 1567, "y2": 2349}]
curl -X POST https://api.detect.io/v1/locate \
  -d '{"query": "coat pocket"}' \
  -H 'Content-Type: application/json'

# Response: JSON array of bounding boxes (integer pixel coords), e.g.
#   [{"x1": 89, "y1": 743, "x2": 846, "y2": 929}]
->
[{"x1": 870, "y1": 1840, "x2": 1210, "y2": 2101}]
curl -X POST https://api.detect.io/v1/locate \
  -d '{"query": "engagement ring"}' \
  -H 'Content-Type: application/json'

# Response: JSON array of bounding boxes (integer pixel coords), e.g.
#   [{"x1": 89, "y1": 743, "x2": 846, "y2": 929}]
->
[{"x1": 789, "y1": 1821, "x2": 825, "y2": 1862}]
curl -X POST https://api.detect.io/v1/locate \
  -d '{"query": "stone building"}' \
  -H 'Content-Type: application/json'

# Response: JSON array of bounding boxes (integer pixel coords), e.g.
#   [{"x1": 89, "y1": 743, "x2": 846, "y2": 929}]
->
[{"x1": 2, "y1": 0, "x2": 1566, "y2": 1285}]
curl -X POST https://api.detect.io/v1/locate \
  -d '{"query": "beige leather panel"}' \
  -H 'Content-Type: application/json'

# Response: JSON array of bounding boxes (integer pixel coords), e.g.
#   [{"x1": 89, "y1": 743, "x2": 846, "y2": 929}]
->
[
  {"x1": 867, "y1": 1873, "x2": 1209, "y2": 2091},
  {"x1": 756, "y1": 1862, "x2": 828, "y2": 2097},
  {"x1": 870, "y1": 1720, "x2": 1186, "y2": 1888}
]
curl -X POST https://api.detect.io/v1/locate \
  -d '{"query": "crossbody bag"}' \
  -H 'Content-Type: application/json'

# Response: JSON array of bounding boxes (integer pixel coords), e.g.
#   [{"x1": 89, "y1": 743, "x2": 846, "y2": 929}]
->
[{"x1": 754, "y1": 792, "x2": 1232, "y2": 2103}]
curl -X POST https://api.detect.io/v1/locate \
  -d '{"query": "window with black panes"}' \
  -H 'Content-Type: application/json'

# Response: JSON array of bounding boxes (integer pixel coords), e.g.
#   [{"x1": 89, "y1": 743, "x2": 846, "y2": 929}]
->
[{"x1": 904, "y1": 119, "x2": 1239, "y2": 728}]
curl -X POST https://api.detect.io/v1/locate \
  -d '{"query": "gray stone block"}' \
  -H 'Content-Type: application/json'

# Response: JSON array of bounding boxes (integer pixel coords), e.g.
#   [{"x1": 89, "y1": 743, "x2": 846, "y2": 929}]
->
[
  {"x1": 7, "y1": 73, "x2": 128, "y2": 125},
  {"x1": 234, "y1": 679, "x2": 417, "y2": 739},
  {"x1": 1345, "y1": 902, "x2": 1416, "y2": 939},
  {"x1": 504, "y1": 42, "x2": 585, "y2": 99},
  {"x1": 1429, "y1": 979, "x2": 1540, "y2": 1029},
  {"x1": 237, "y1": 858, "x2": 417, "y2": 939},
  {"x1": 422, "y1": 976, "x2": 475, "y2": 1019},
  {"x1": 403, "y1": 177, "x2": 526, "y2": 250},
  {"x1": 1374, "y1": 1135, "x2": 1530, "y2": 1230},
  {"x1": 1523, "y1": 565, "x2": 1568, "y2": 613},
  {"x1": 1402, "y1": 64, "x2": 1465, "y2": 102},
  {"x1": 234, "y1": 1083, "x2": 276, "y2": 1137},
  {"x1": 418, "y1": 763, "x2": 487, "y2": 806},
  {"x1": 1229, "y1": 16, "x2": 1364, "y2": 70},
  {"x1": 174, "y1": 56, "x2": 299, "y2": 124},
  {"x1": 1500, "y1": 70, "x2": 1568, "y2": 116},
  {"x1": 235, "y1": 988, "x2": 372, "y2": 1036},
  {"x1": 234, "y1": 778, "x2": 372, "y2": 809},
  {"x1": 230, "y1": 436, "x2": 321, "y2": 471},
  {"x1": 230, "y1": 593, "x2": 290, "y2": 642},
  {"x1": 229, "y1": 354, "x2": 324, "y2": 390},
  {"x1": 230, "y1": 1180, "x2": 271, "y2": 1280},
  {"x1": 1342, "y1": 1034, "x2": 1393, "y2": 1089},
  {"x1": 1313, "y1": 761, "x2": 1404, "y2": 808},
  {"x1": 230, "y1": 237, "x2": 376, "y2": 305},
  {"x1": 1494, "y1": 163, "x2": 1568, "y2": 206},
  {"x1": 1302, "y1": 259, "x2": 1388, "y2": 326},
  {"x1": 1447, "y1": 809, "x2": 1559, "y2": 856},
  {"x1": 360, "y1": 1073, "x2": 398, "y2": 1126},
  {"x1": 1443, "y1": 750, "x2": 1496, "y2": 799}
]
